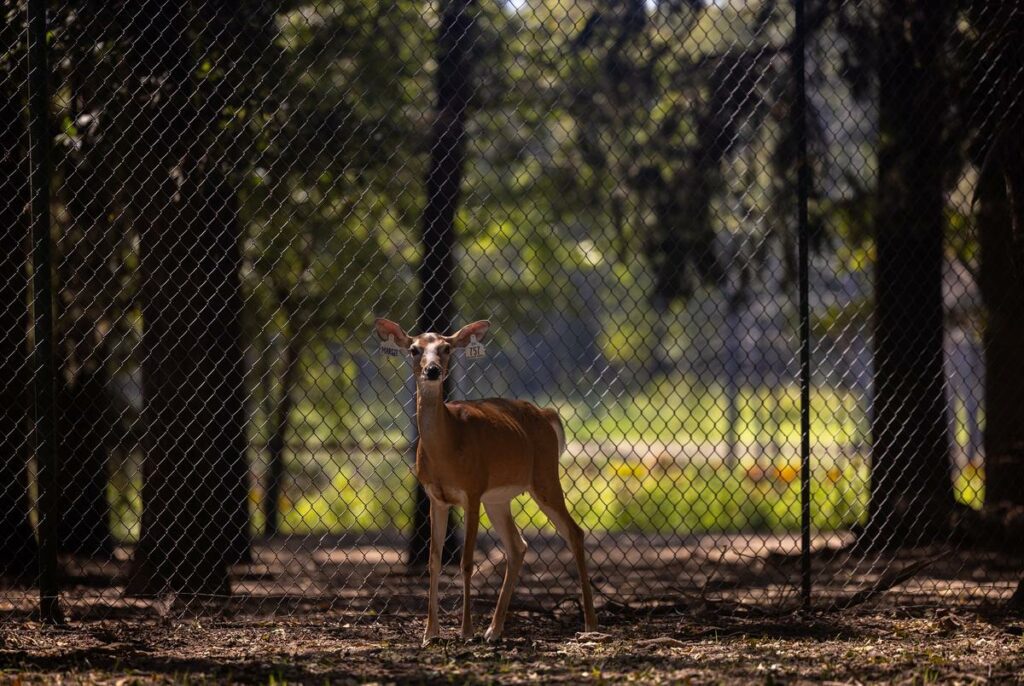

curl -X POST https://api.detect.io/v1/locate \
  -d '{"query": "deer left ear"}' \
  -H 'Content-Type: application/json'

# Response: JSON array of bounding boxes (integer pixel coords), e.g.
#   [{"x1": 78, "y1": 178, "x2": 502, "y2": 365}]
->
[{"x1": 449, "y1": 320, "x2": 491, "y2": 348}]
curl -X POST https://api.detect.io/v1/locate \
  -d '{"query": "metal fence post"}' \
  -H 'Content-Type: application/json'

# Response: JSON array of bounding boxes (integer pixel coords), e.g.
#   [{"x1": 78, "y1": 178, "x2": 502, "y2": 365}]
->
[
  {"x1": 27, "y1": 0, "x2": 63, "y2": 625},
  {"x1": 793, "y1": 0, "x2": 813, "y2": 611}
]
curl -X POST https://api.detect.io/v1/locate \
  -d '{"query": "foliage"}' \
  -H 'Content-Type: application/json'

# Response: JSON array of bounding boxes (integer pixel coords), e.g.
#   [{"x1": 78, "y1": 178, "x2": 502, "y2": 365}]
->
[{"x1": 3, "y1": 0, "x2": 1006, "y2": 558}]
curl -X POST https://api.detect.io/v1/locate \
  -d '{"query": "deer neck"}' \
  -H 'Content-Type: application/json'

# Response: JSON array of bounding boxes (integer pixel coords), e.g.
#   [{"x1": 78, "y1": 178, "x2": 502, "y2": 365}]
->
[{"x1": 415, "y1": 383, "x2": 455, "y2": 459}]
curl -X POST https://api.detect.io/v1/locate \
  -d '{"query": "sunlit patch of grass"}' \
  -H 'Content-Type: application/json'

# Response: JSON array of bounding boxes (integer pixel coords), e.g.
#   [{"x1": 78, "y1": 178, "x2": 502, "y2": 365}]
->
[
  {"x1": 105, "y1": 448, "x2": 984, "y2": 542},
  {"x1": 556, "y1": 378, "x2": 868, "y2": 450},
  {"x1": 104, "y1": 379, "x2": 986, "y2": 541},
  {"x1": 954, "y1": 462, "x2": 984, "y2": 509},
  {"x1": 255, "y1": 451, "x2": 873, "y2": 536}
]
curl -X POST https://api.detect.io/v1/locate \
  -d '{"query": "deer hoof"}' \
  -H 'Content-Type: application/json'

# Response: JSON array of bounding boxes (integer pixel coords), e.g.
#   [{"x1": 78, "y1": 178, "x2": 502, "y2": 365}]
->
[{"x1": 484, "y1": 626, "x2": 501, "y2": 642}]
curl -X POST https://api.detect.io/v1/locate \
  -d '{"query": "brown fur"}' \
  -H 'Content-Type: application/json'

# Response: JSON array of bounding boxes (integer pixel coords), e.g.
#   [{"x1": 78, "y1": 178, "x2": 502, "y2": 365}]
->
[{"x1": 416, "y1": 398, "x2": 559, "y2": 502}]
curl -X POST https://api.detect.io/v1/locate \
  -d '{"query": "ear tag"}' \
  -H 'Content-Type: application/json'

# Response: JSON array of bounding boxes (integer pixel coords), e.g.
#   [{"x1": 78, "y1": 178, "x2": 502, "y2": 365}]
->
[
  {"x1": 465, "y1": 334, "x2": 486, "y2": 360},
  {"x1": 379, "y1": 334, "x2": 405, "y2": 358}
]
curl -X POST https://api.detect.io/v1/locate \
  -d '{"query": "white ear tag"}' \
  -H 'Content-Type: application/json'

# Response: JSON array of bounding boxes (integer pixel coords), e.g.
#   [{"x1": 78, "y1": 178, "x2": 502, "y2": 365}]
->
[
  {"x1": 379, "y1": 334, "x2": 405, "y2": 358},
  {"x1": 465, "y1": 334, "x2": 486, "y2": 360}
]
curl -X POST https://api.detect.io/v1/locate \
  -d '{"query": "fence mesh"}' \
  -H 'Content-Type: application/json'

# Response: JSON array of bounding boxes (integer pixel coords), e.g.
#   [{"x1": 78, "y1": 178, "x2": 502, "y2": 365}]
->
[{"x1": 2, "y1": 0, "x2": 1022, "y2": 630}]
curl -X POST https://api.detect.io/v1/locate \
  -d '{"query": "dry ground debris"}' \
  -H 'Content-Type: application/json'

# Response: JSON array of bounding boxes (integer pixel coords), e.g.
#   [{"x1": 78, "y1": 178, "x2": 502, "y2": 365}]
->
[{"x1": 1, "y1": 607, "x2": 1023, "y2": 684}]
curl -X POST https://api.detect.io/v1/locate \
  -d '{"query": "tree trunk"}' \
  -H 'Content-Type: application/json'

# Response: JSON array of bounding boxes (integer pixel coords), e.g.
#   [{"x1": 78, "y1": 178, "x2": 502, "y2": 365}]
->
[
  {"x1": 56, "y1": 370, "x2": 113, "y2": 557},
  {"x1": 55, "y1": 36, "x2": 118, "y2": 558},
  {"x1": 0, "y1": 71, "x2": 38, "y2": 581},
  {"x1": 125, "y1": 2, "x2": 250, "y2": 595},
  {"x1": 265, "y1": 326, "x2": 301, "y2": 537},
  {"x1": 999, "y1": 123, "x2": 1024, "y2": 610},
  {"x1": 861, "y1": 0, "x2": 956, "y2": 550},
  {"x1": 970, "y1": 2, "x2": 1024, "y2": 519},
  {"x1": 409, "y1": 0, "x2": 477, "y2": 568},
  {"x1": 978, "y1": 164, "x2": 1024, "y2": 510},
  {"x1": 203, "y1": 164, "x2": 253, "y2": 566},
  {"x1": 723, "y1": 270, "x2": 751, "y2": 470},
  {"x1": 127, "y1": 152, "x2": 251, "y2": 595}
]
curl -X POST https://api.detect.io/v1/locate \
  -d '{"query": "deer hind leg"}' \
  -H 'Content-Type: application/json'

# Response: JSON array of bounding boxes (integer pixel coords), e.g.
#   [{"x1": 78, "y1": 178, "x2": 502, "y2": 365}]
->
[
  {"x1": 461, "y1": 498, "x2": 480, "y2": 640},
  {"x1": 482, "y1": 499, "x2": 526, "y2": 641},
  {"x1": 530, "y1": 486, "x2": 598, "y2": 632},
  {"x1": 423, "y1": 498, "x2": 449, "y2": 646}
]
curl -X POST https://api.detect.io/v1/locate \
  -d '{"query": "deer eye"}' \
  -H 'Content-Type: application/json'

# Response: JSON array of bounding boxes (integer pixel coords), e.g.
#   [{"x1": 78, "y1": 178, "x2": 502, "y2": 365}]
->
[
  {"x1": 441, "y1": 344, "x2": 451, "y2": 354},
  {"x1": 410, "y1": 346, "x2": 421, "y2": 356}
]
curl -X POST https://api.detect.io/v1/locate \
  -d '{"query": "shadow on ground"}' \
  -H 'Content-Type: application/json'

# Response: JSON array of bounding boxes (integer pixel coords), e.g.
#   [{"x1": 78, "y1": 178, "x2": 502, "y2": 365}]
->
[{"x1": 1, "y1": 534, "x2": 1022, "y2": 683}]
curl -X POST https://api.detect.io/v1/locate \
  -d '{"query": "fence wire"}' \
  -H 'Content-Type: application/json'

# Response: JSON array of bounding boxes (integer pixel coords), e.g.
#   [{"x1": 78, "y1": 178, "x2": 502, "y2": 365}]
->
[{"x1": 1, "y1": 0, "x2": 1023, "y2": 628}]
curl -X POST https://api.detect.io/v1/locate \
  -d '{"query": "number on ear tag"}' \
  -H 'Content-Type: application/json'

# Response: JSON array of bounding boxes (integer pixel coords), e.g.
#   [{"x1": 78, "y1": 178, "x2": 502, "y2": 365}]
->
[
  {"x1": 379, "y1": 334, "x2": 405, "y2": 358},
  {"x1": 465, "y1": 334, "x2": 486, "y2": 360}
]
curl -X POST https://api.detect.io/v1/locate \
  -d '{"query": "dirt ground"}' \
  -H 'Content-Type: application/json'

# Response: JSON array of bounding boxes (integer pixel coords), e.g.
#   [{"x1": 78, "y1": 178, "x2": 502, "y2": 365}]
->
[
  {"x1": 2, "y1": 535, "x2": 1022, "y2": 684},
  {"x1": 2, "y1": 605, "x2": 1023, "y2": 684}
]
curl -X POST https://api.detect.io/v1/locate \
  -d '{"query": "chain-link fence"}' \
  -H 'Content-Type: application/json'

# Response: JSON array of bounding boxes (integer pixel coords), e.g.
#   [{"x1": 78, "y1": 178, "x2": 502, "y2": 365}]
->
[{"x1": 2, "y1": 0, "x2": 1022, "y2": 629}]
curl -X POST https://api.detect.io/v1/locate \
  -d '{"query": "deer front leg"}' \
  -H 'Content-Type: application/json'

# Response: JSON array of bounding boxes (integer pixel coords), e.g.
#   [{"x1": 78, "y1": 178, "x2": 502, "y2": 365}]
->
[
  {"x1": 423, "y1": 498, "x2": 449, "y2": 646},
  {"x1": 461, "y1": 498, "x2": 480, "y2": 640}
]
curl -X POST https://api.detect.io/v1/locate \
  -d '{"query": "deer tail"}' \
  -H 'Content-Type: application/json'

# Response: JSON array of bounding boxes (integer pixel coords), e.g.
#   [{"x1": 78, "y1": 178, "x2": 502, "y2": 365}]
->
[{"x1": 544, "y1": 408, "x2": 566, "y2": 456}]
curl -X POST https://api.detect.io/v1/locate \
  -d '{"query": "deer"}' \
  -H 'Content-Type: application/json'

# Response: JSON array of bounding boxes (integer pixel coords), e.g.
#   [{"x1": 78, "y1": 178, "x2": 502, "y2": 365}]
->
[{"x1": 374, "y1": 318, "x2": 598, "y2": 645}]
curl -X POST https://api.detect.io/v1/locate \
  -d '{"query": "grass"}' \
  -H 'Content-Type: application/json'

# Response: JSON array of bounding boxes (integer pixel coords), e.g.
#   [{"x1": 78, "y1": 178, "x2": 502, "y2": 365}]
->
[
  {"x1": 265, "y1": 452, "x2": 870, "y2": 537},
  {"x1": 109, "y1": 447, "x2": 986, "y2": 543},
  {"x1": 555, "y1": 379, "x2": 867, "y2": 449},
  {"x1": 283, "y1": 377, "x2": 869, "y2": 451},
  {"x1": 107, "y1": 380, "x2": 986, "y2": 542}
]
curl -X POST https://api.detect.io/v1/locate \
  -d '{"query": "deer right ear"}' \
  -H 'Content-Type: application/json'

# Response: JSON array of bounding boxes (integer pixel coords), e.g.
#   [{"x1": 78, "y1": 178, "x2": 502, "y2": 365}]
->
[
  {"x1": 449, "y1": 320, "x2": 491, "y2": 348},
  {"x1": 374, "y1": 318, "x2": 412, "y2": 347}
]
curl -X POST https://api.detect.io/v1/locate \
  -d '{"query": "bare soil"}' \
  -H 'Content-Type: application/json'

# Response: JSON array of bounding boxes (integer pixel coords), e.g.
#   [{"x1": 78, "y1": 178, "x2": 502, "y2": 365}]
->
[
  {"x1": 1, "y1": 535, "x2": 1022, "y2": 684},
  {"x1": 2, "y1": 606, "x2": 1023, "y2": 684}
]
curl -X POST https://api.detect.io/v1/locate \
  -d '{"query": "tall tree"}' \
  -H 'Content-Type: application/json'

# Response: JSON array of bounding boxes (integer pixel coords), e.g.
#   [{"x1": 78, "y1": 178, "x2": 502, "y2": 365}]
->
[
  {"x1": 0, "y1": 25, "x2": 38, "y2": 580},
  {"x1": 52, "y1": 17, "x2": 123, "y2": 558},
  {"x1": 988, "y1": 125, "x2": 1024, "y2": 600},
  {"x1": 125, "y1": 1, "x2": 251, "y2": 596},
  {"x1": 861, "y1": 0, "x2": 956, "y2": 549},
  {"x1": 977, "y1": 149, "x2": 1024, "y2": 513},
  {"x1": 263, "y1": 274, "x2": 308, "y2": 538},
  {"x1": 409, "y1": 0, "x2": 478, "y2": 567},
  {"x1": 967, "y1": 2, "x2": 1024, "y2": 518}
]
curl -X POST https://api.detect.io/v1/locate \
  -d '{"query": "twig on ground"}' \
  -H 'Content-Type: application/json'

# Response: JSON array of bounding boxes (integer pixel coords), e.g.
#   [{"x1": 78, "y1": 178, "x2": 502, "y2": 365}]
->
[
  {"x1": 824, "y1": 552, "x2": 951, "y2": 612},
  {"x1": 699, "y1": 546, "x2": 728, "y2": 605},
  {"x1": 634, "y1": 636, "x2": 687, "y2": 648}
]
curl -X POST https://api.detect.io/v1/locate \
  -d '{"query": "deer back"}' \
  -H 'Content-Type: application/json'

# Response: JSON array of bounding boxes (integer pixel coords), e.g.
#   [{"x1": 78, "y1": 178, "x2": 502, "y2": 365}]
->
[{"x1": 416, "y1": 398, "x2": 560, "y2": 501}]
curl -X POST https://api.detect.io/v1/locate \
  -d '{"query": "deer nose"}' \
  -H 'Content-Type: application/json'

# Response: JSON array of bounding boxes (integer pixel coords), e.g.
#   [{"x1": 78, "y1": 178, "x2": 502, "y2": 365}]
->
[{"x1": 424, "y1": 365, "x2": 442, "y2": 381}]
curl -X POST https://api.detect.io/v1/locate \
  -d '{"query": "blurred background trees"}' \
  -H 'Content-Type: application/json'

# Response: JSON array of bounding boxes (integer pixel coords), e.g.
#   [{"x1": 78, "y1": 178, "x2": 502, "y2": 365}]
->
[{"x1": 0, "y1": 0, "x2": 1021, "y2": 598}]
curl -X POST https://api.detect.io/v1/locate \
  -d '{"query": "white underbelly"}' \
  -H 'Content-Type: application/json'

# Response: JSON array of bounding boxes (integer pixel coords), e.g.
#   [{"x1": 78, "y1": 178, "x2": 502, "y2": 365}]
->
[
  {"x1": 481, "y1": 484, "x2": 528, "y2": 504},
  {"x1": 425, "y1": 483, "x2": 528, "y2": 506},
  {"x1": 424, "y1": 484, "x2": 466, "y2": 506}
]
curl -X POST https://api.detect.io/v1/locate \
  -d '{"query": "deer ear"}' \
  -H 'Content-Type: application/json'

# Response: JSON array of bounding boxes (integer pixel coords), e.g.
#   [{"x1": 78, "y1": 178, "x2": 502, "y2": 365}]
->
[
  {"x1": 449, "y1": 320, "x2": 491, "y2": 348},
  {"x1": 374, "y1": 318, "x2": 412, "y2": 347}
]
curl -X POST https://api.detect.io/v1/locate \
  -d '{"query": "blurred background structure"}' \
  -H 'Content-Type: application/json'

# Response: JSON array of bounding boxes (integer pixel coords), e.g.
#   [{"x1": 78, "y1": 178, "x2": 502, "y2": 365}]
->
[{"x1": 1, "y1": 0, "x2": 1022, "y2": 621}]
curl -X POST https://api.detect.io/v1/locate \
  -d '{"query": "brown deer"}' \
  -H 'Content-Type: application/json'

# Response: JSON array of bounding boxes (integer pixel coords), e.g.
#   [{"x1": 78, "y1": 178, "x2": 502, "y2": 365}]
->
[{"x1": 375, "y1": 318, "x2": 598, "y2": 645}]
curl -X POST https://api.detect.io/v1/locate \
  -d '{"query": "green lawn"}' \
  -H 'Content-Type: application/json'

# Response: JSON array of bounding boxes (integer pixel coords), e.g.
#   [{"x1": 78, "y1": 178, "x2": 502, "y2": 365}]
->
[
  {"x1": 109, "y1": 449, "x2": 984, "y2": 543},
  {"x1": 108, "y1": 381, "x2": 985, "y2": 541}
]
